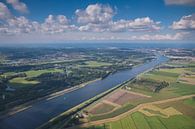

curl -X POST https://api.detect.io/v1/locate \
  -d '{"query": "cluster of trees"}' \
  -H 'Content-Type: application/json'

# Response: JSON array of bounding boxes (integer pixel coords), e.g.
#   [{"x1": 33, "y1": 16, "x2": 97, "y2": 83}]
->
[{"x1": 154, "y1": 81, "x2": 169, "y2": 92}]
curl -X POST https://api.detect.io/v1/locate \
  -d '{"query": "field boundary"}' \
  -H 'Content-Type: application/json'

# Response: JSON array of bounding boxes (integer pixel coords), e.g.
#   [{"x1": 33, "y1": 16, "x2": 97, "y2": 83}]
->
[{"x1": 66, "y1": 94, "x2": 195, "y2": 129}]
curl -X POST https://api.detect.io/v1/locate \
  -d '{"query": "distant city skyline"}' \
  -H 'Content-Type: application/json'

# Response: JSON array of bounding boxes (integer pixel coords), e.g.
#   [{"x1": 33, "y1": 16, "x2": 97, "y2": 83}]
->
[{"x1": 0, "y1": 0, "x2": 195, "y2": 43}]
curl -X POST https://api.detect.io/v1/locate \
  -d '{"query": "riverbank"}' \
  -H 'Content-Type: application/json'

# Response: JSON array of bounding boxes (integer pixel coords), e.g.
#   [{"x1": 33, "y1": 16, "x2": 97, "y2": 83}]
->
[{"x1": 0, "y1": 78, "x2": 101, "y2": 120}]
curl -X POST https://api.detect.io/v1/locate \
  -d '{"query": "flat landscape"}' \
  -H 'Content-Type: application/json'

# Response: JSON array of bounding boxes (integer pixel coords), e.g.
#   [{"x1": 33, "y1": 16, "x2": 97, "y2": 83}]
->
[
  {"x1": 0, "y1": 0, "x2": 195, "y2": 129},
  {"x1": 64, "y1": 50, "x2": 195, "y2": 129}
]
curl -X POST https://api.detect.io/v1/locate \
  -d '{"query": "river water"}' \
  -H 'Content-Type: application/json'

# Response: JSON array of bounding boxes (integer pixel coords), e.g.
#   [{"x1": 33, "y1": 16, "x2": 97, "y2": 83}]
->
[{"x1": 0, "y1": 55, "x2": 168, "y2": 129}]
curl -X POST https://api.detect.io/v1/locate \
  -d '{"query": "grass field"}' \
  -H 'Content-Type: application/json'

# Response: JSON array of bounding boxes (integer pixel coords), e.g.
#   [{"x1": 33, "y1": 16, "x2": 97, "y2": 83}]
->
[
  {"x1": 8, "y1": 69, "x2": 64, "y2": 86},
  {"x1": 157, "y1": 97, "x2": 195, "y2": 119},
  {"x1": 89, "y1": 103, "x2": 135, "y2": 121},
  {"x1": 79, "y1": 61, "x2": 112, "y2": 68},
  {"x1": 83, "y1": 112, "x2": 195, "y2": 129},
  {"x1": 183, "y1": 97, "x2": 195, "y2": 107},
  {"x1": 142, "y1": 70, "x2": 179, "y2": 82},
  {"x1": 126, "y1": 65, "x2": 195, "y2": 104}
]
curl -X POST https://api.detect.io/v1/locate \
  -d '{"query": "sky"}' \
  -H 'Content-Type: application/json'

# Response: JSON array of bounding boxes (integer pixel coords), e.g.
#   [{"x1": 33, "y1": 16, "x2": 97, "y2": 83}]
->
[{"x1": 0, "y1": 0, "x2": 195, "y2": 44}]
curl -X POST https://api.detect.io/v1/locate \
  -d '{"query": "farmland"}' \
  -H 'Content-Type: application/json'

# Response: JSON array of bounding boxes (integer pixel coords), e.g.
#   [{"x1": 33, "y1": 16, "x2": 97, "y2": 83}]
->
[
  {"x1": 84, "y1": 89, "x2": 148, "y2": 121},
  {"x1": 89, "y1": 103, "x2": 115, "y2": 115},
  {"x1": 69, "y1": 57, "x2": 195, "y2": 129},
  {"x1": 83, "y1": 112, "x2": 195, "y2": 129},
  {"x1": 104, "y1": 90, "x2": 149, "y2": 106}
]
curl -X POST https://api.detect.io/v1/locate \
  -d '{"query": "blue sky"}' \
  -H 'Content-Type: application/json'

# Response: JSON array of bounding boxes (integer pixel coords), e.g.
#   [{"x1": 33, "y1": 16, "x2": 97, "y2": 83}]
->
[{"x1": 0, "y1": 0, "x2": 195, "y2": 43}]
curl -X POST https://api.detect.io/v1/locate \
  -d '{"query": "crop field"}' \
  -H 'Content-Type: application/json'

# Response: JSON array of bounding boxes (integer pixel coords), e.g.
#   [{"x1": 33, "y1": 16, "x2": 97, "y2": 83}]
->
[
  {"x1": 179, "y1": 74, "x2": 195, "y2": 85},
  {"x1": 89, "y1": 102, "x2": 116, "y2": 115},
  {"x1": 142, "y1": 70, "x2": 180, "y2": 82},
  {"x1": 104, "y1": 90, "x2": 148, "y2": 105},
  {"x1": 83, "y1": 112, "x2": 195, "y2": 129},
  {"x1": 139, "y1": 105, "x2": 182, "y2": 118},
  {"x1": 127, "y1": 66, "x2": 195, "y2": 102},
  {"x1": 157, "y1": 97, "x2": 195, "y2": 119}
]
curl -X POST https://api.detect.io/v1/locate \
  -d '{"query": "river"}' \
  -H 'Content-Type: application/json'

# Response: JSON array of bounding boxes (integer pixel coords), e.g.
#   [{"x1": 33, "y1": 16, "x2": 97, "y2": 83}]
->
[{"x1": 0, "y1": 55, "x2": 168, "y2": 129}]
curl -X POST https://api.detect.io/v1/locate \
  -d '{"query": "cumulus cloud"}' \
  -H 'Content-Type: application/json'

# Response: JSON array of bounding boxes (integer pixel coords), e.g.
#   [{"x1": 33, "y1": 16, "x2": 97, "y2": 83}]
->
[
  {"x1": 42, "y1": 15, "x2": 77, "y2": 34},
  {"x1": 171, "y1": 14, "x2": 195, "y2": 30},
  {"x1": 0, "y1": 3, "x2": 191, "y2": 42},
  {"x1": 76, "y1": 4, "x2": 161, "y2": 32},
  {"x1": 78, "y1": 17, "x2": 161, "y2": 32},
  {"x1": 6, "y1": 0, "x2": 28, "y2": 13},
  {"x1": 164, "y1": 0, "x2": 195, "y2": 6},
  {"x1": 0, "y1": 3, "x2": 161, "y2": 35},
  {"x1": 110, "y1": 17, "x2": 161, "y2": 32},
  {"x1": 0, "y1": 2, "x2": 12, "y2": 20},
  {"x1": 0, "y1": 14, "x2": 78, "y2": 35},
  {"x1": 75, "y1": 4, "x2": 114, "y2": 24},
  {"x1": 0, "y1": 16, "x2": 39, "y2": 35}
]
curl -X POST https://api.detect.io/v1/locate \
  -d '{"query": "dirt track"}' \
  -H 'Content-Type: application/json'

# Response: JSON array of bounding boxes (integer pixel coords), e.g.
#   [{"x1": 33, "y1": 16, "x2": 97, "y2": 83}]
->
[{"x1": 67, "y1": 94, "x2": 195, "y2": 129}]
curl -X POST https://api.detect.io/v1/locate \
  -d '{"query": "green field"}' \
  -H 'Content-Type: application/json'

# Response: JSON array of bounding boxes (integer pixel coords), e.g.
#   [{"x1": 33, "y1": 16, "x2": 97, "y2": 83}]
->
[
  {"x1": 142, "y1": 70, "x2": 180, "y2": 82},
  {"x1": 184, "y1": 97, "x2": 195, "y2": 107},
  {"x1": 90, "y1": 104, "x2": 135, "y2": 121},
  {"x1": 89, "y1": 103, "x2": 115, "y2": 115},
  {"x1": 79, "y1": 61, "x2": 112, "y2": 68},
  {"x1": 8, "y1": 69, "x2": 64, "y2": 86},
  {"x1": 83, "y1": 112, "x2": 195, "y2": 129},
  {"x1": 126, "y1": 66, "x2": 195, "y2": 104},
  {"x1": 157, "y1": 97, "x2": 195, "y2": 119}
]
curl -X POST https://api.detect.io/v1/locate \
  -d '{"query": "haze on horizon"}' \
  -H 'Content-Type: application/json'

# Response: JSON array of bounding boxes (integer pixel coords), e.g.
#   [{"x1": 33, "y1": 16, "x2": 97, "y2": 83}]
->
[{"x1": 0, "y1": 0, "x2": 195, "y2": 44}]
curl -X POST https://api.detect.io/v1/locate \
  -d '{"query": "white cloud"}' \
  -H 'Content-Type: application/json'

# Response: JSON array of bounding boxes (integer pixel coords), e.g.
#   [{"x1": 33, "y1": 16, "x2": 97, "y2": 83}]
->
[
  {"x1": 0, "y1": 14, "x2": 77, "y2": 35},
  {"x1": 0, "y1": 3, "x2": 192, "y2": 42},
  {"x1": 6, "y1": 0, "x2": 28, "y2": 13},
  {"x1": 171, "y1": 14, "x2": 195, "y2": 30},
  {"x1": 75, "y1": 4, "x2": 114, "y2": 24},
  {"x1": 165, "y1": 0, "x2": 195, "y2": 6},
  {"x1": 0, "y1": 2, "x2": 12, "y2": 20},
  {"x1": 76, "y1": 4, "x2": 161, "y2": 32},
  {"x1": 78, "y1": 17, "x2": 161, "y2": 32},
  {"x1": 110, "y1": 17, "x2": 161, "y2": 32},
  {"x1": 42, "y1": 15, "x2": 77, "y2": 34},
  {"x1": 4, "y1": 16, "x2": 38, "y2": 34},
  {"x1": 0, "y1": 3, "x2": 161, "y2": 35}
]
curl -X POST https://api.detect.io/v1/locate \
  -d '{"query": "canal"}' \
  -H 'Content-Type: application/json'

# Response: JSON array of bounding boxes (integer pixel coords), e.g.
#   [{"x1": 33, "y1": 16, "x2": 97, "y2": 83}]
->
[{"x1": 0, "y1": 55, "x2": 168, "y2": 129}]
